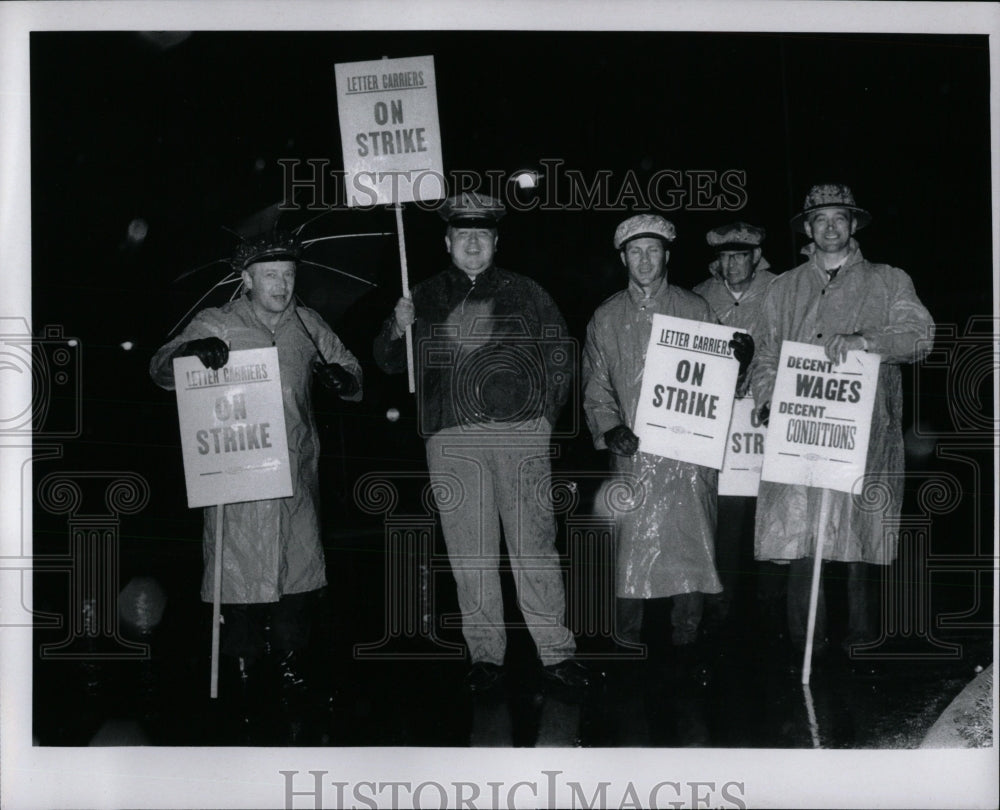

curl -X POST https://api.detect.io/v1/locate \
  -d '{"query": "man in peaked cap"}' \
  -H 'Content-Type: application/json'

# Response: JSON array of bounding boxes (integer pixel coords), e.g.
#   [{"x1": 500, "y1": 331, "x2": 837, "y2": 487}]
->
[
  {"x1": 150, "y1": 229, "x2": 362, "y2": 725},
  {"x1": 693, "y1": 222, "x2": 782, "y2": 641},
  {"x1": 750, "y1": 183, "x2": 934, "y2": 668},
  {"x1": 582, "y1": 214, "x2": 753, "y2": 682},
  {"x1": 374, "y1": 192, "x2": 591, "y2": 693}
]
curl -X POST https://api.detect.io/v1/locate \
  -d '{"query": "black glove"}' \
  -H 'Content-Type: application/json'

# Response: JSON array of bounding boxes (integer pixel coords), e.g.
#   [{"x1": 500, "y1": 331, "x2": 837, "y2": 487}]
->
[
  {"x1": 604, "y1": 424, "x2": 640, "y2": 456},
  {"x1": 315, "y1": 362, "x2": 359, "y2": 396},
  {"x1": 730, "y1": 331, "x2": 755, "y2": 376},
  {"x1": 180, "y1": 337, "x2": 229, "y2": 369},
  {"x1": 758, "y1": 402, "x2": 770, "y2": 426}
]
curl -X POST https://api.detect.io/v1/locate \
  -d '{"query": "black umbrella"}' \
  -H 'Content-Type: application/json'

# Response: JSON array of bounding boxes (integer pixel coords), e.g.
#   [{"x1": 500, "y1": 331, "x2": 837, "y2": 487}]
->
[{"x1": 166, "y1": 203, "x2": 394, "y2": 337}]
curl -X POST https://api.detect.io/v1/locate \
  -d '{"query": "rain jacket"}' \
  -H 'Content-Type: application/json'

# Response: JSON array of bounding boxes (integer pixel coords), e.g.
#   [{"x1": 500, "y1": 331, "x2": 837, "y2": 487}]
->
[
  {"x1": 582, "y1": 277, "x2": 722, "y2": 599},
  {"x1": 693, "y1": 258, "x2": 777, "y2": 335},
  {"x1": 150, "y1": 295, "x2": 362, "y2": 603},
  {"x1": 373, "y1": 263, "x2": 571, "y2": 436},
  {"x1": 749, "y1": 240, "x2": 934, "y2": 564}
]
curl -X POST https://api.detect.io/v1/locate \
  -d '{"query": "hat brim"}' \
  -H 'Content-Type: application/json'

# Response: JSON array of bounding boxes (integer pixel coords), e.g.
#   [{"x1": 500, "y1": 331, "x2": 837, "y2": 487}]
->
[
  {"x1": 445, "y1": 216, "x2": 500, "y2": 229},
  {"x1": 239, "y1": 249, "x2": 302, "y2": 268},
  {"x1": 711, "y1": 242, "x2": 761, "y2": 252},
  {"x1": 615, "y1": 231, "x2": 675, "y2": 250},
  {"x1": 791, "y1": 205, "x2": 871, "y2": 235}
]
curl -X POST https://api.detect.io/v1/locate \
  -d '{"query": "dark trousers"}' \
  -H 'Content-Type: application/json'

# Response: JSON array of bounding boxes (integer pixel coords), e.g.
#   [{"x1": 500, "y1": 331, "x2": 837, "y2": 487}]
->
[
  {"x1": 616, "y1": 593, "x2": 705, "y2": 647},
  {"x1": 787, "y1": 559, "x2": 878, "y2": 652},
  {"x1": 705, "y1": 495, "x2": 755, "y2": 623},
  {"x1": 220, "y1": 590, "x2": 315, "y2": 661}
]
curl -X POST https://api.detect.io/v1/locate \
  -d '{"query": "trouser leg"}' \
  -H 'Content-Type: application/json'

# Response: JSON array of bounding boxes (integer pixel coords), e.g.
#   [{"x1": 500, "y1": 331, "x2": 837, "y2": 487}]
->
[
  {"x1": 220, "y1": 603, "x2": 268, "y2": 662},
  {"x1": 705, "y1": 495, "x2": 749, "y2": 625},
  {"x1": 844, "y1": 561, "x2": 878, "y2": 651},
  {"x1": 788, "y1": 557, "x2": 826, "y2": 652},
  {"x1": 427, "y1": 431, "x2": 506, "y2": 666},
  {"x1": 615, "y1": 598, "x2": 645, "y2": 646},
  {"x1": 671, "y1": 591, "x2": 704, "y2": 646},
  {"x1": 269, "y1": 590, "x2": 313, "y2": 654},
  {"x1": 495, "y1": 435, "x2": 575, "y2": 666}
]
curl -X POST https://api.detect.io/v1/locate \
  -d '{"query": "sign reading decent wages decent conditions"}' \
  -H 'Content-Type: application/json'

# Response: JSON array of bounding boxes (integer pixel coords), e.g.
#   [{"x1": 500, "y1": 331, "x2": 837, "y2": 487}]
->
[
  {"x1": 760, "y1": 340, "x2": 880, "y2": 493},
  {"x1": 335, "y1": 55, "x2": 446, "y2": 207},
  {"x1": 172, "y1": 347, "x2": 293, "y2": 509},
  {"x1": 719, "y1": 397, "x2": 767, "y2": 496},
  {"x1": 633, "y1": 315, "x2": 744, "y2": 469}
]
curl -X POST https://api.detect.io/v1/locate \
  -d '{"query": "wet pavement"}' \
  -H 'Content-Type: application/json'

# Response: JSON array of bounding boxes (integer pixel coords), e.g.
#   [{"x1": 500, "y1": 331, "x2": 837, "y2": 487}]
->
[{"x1": 33, "y1": 543, "x2": 992, "y2": 750}]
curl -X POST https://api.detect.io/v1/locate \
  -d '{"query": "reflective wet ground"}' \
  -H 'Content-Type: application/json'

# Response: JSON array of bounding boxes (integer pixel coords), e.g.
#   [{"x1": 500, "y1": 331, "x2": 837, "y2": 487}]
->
[{"x1": 33, "y1": 542, "x2": 991, "y2": 749}]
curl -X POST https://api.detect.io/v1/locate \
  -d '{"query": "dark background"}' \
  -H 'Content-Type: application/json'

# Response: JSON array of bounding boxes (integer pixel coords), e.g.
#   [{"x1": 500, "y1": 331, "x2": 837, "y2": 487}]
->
[{"x1": 28, "y1": 30, "x2": 994, "y2": 743}]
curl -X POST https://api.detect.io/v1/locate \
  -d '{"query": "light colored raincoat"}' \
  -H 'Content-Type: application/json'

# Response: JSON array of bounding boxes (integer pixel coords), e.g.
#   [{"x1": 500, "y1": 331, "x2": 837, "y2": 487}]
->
[
  {"x1": 693, "y1": 257, "x2": 777, "y2": 335},
  {"x1": 150, "y1": 295, "x2": 362, "y2": 603},
  {"x1": 749, "y1": 240, "x2": 934, "y2": 564},
  {"x1": 583, "y1": 277, "x2": 722, "y2": 599}
]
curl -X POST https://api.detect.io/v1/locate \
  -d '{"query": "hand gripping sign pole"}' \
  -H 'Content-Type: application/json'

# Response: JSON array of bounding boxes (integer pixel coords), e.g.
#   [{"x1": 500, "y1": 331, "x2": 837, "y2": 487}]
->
[
  {"x1": 334, "y1": 54, "x2": 445, "y2": 395},
  {"x1": 172, "y1": 347, "x2": 294, "y2": 698},
  {"x1": 757, "y1": 340, "x2": 881, "y2": 686}
]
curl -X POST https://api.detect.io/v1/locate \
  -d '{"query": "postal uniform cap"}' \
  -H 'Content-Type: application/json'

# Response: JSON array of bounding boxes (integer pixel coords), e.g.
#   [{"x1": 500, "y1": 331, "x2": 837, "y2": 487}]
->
[
  {"x1": 706, "y1": 221, "x2": 766, "y2": 252},
  {"x1": 438, "y1": 192, "x2": 506, "y2": 227},
  {"x1": 614, "y1": 213, "x2": 676, "y2": 250},
  {"x1": 790, "y1": 183, "x2": 871, "y2": 234}
]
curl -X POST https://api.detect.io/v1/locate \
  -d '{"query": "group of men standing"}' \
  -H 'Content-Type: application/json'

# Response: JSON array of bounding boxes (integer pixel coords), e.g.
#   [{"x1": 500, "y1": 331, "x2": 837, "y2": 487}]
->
[{"x1": 151, "y1": 181, "x2": 933, "y2": 710}]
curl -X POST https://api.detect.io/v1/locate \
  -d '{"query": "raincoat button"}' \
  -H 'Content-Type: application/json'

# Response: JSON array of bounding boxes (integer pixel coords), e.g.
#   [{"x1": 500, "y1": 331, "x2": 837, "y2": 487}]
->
[{"x1": 817, "y1": 333, "x2": 823, "y2": 339}]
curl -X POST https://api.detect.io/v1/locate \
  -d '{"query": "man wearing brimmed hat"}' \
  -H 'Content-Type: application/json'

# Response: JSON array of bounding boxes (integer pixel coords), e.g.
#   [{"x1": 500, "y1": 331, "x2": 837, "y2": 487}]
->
[
  {"x1": 582, "y1": 214, "x2": 753, "y2": 680},
  {"x1": 694, "y1": 222, "x2": 781, "y2": 639},
  {"x1": 750, "y1": 183, "x2": 934, "y2": 665},
  {"x1": 151, "y1": 229, "x2": 363, "y2": 713},
  {"x1": 374, "y1": 192, "x2": 590, "y2": 693}
]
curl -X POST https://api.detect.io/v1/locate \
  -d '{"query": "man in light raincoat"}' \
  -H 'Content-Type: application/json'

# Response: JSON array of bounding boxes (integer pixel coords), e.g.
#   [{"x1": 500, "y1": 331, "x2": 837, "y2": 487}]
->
[
  {"x1": 150, "y1": 230, "x2": 362, "y2": 693},
  {"x1": 693, "y1": 222, "x2": 782, "y2": 634},
  {"x1": 749, "y1": 184, "x2": 934, "y2": 661},
  {"x1": 582, "y1": 214, "x2": 753, "y2": 666}
]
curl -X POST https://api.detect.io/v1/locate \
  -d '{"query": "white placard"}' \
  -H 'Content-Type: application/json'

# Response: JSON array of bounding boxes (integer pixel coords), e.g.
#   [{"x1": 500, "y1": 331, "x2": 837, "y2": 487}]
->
[
  {"x1": 335, "y1": 55, "x2": 446, "y2": 206},
  {"x1": 633, "y1": 314, "x2": 743, "y2": 469},
  {"x1": 760, "y1": 341, "x2": 880, "y2": 493},
  {"x1": 172, "y1": 347, "x2": 293, "y2": 508},
  {"x1": 719, "y1": 396, "x2": 766, "y2": 496}
]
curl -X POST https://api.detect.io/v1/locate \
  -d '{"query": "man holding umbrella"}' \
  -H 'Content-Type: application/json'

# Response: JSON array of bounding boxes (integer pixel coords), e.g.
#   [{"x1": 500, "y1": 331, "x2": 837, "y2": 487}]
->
[
  {"x1": 149, "y1": 230, "x2": 362, "y2": 704},
  {"x1": 749, "y1": 184, "x2": 934, "y2": 665}
]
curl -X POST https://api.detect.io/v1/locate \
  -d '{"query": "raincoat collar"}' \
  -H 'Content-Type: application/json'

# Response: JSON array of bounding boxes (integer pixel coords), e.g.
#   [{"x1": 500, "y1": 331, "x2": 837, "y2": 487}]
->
[
  {"x1": 627, "y1": 274, "x2": 668, "y2": 304},
  {"x1": 801, "y1": 238, "x2": 864, "y2": 279}
]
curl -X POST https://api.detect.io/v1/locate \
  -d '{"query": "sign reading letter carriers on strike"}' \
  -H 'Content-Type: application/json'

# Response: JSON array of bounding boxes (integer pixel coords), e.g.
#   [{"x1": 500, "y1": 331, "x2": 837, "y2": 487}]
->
[
  {"x1": 760, "y1": 340, "x2": 880, "y2": 493},
  {"x1": 335, "y1": 55, "x2": 446, "y2": 207},
  {"x1": 633, "y1": 314, "x2": 744, "y2": 469},
  {"x1": 172, "y1": 347, "x2": 293, "y2": 508}
]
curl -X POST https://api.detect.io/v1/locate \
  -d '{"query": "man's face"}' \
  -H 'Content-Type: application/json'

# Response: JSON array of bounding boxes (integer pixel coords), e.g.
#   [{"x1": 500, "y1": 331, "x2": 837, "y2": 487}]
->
[
  {"x1": 718, "y1": 248, "x2": 760, "y2": 290},
  {"x1": 621, "y1": 237, "x2": 668, "y2": 292},
  {"x1": 242, "y1": 260, "x2": 296, "y2": 315},
  {"x1": 446, "y1": 226, "x2": 497, "y2": 276},
  {"x1": 804, "y1": 207, "x2": 856, "y2": 254}
]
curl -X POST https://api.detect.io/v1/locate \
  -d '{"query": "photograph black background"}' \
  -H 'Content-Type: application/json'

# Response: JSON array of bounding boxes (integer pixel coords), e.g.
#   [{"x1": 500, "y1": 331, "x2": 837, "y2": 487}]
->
[{"x1": 15, "y1": 17, "x2": 996, "y2": 805}]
